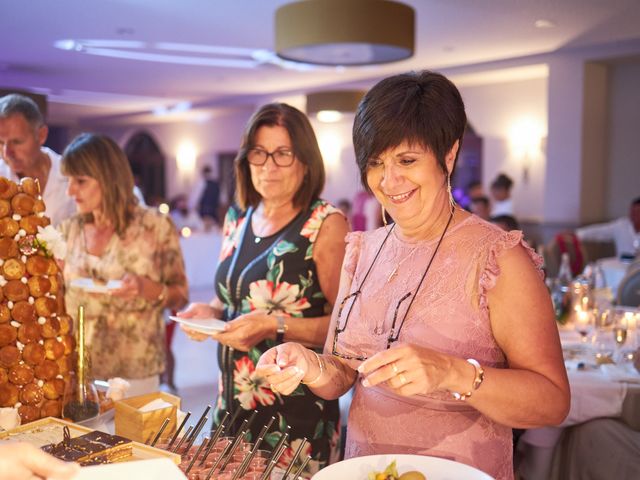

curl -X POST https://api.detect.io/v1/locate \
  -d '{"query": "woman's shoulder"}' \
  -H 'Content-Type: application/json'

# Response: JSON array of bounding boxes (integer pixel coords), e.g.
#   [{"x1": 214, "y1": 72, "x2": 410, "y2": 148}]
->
[
  {"x1": 309, "y1": 198, "x2": 344, "y2": 220},
  {"x1": 131, "y1": 205, "x2": 176, "y2": 232}
]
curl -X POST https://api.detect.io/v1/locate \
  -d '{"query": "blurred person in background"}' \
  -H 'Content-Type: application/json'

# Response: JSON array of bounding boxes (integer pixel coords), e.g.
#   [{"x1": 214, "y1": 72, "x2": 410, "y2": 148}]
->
[
  {"x1": 0, "y1": 93, "x2": 75, "y2": 225},
  {"x1": 170, "y1": 193, "x2": 204, "y2": 232},
  {"x1": 576, "y1": 196, "x2": 640, "y2": 258},
  {"x1": 59, "y1": 133, "x2": 188, "y2": 396},
  {"x1": 490, "y1": 173, "x2": 514, "y2": 217},
  {"x1": 470, "y1": 195, "x2": 491, "y2": 220},
  {"x1": 179, "y1": 103, "x2": 349, "y2": 475},
  {"x1": 491, "y1": 214, "x2": 520, "y2": 232}
]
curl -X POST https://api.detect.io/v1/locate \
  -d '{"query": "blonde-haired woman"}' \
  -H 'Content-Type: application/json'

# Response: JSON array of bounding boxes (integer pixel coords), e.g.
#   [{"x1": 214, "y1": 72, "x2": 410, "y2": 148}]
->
[{"x1": 59, "y1": 133, "x2": 188, "y2": 395}]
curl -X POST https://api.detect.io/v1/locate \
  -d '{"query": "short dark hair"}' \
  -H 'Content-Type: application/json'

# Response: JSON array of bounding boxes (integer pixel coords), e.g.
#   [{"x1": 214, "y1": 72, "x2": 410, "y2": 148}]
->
[
  {"x1": 471, "y1": 196, "x2": 490, "y2": 208},
  {"x1": 491, "y1": 214, "x2": 520, "y2": 231},
  {"x1": 352, "y1": 70, "x2": 467, "y2": 191},
  {"x1": 0, "y1": 94, "x2": 44, "y2": 130},
  {"x1": 491, "y1": 173, "x2": 513, "y2": 191},
  {"x1": 631, "y1": 196, "x2": 640, "y2": 207},
  {"x1": 234, "y1": 103, "x2": 325, "y2": 211}
]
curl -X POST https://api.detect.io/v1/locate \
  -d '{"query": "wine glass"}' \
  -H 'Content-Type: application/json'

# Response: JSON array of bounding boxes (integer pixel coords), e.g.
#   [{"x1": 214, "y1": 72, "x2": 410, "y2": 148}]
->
[{"x1": 574, "y1": 309, "x2": 595, "y2": 342}]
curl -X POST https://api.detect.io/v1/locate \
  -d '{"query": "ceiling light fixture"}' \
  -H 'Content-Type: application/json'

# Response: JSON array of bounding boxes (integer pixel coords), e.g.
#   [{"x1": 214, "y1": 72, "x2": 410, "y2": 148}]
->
[
  {"x1": 307, "y1": 90, "x2": 365, "y2": 122},
  {"x1": 276, "y1": 0, "x2": 415, "y2": 66}
]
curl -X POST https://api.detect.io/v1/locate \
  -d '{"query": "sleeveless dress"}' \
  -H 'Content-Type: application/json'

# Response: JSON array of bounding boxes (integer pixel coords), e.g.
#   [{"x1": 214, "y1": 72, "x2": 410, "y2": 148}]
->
[
  {"x1": 334, "y1": 215, "x2": 542, "y2": 480},
  {"x1": 213, "y1": 199, "x2": 343, "y2": 476}
]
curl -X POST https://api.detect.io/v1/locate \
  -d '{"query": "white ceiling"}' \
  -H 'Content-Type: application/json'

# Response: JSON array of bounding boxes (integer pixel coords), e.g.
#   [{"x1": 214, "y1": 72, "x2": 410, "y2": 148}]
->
[{"x1": 3, "y1": 0, "x2": 640, "y2": 125}]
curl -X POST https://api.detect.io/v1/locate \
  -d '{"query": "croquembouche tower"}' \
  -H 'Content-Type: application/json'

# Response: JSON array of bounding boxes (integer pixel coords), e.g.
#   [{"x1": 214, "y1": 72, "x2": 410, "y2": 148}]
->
[{"x1": 0, "y1": 176, "x2": 74, "y2": 424}]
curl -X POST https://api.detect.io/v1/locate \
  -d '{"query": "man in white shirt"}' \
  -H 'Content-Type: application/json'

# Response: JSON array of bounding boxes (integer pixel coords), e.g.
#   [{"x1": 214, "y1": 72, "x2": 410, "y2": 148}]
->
[
  {"x1": 0, "y1": 94, "x2": 76, "y2": 226},
  {"x1": 490, "y1": 172, "x2": 515, "y2": 217},
  {"x1": 576, "y1": 197, "x2": 640, "y2": 257}
]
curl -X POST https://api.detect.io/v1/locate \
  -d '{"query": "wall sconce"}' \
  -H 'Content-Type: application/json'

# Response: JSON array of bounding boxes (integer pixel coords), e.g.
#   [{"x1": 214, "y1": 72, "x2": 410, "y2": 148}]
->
[
  {"x1": 275, "y1": 0, "x2": 415, "y2": 66},
  {"x1": 317, "y1": 129, "x2": 343, "y2": 172},
  {"x1": 509, "y1": 118, "x2": 544, "y2": 184},
  {"x1": 176, "y1": 140, "x2": 198, "y2": 180},
  {"x1": 307, "y1": 90, "x2": 365, "y2": 123}
]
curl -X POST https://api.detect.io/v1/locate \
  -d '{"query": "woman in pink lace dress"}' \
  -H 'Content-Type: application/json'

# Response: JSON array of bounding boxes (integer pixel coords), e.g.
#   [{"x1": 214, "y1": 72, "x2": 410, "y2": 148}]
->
[{"x1": 257, "y1": 71, "x2": 570, "y2": 480}]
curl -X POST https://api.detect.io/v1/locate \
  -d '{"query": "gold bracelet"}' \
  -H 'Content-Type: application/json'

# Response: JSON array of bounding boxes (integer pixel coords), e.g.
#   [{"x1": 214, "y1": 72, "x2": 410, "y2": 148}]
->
[
  {"x1": 451, "y1": 358, "x2": 485, "y2": 401},
  {"x1": 301, "y1": 351, "x2": 324, "y2": 386}
]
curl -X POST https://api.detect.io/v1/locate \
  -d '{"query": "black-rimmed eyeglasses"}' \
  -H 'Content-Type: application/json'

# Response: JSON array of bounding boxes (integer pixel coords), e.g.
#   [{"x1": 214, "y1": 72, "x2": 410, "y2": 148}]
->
[
  {"x1": 331, "y1": 289, "x2": 414, "y2": 361},
  {"x1": 331, "y1": 209, "x2": 454, "y2": 362},
  {"x1": 247, "y1": 148, "x2": 296, "y2": 167}
]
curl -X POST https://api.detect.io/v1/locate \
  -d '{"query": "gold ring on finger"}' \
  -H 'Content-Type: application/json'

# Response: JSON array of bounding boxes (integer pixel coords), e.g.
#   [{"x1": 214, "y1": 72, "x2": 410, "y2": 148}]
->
[
  {"x1": 392, "y1": 362, "x2": 399, "y2": 374},
  {"x1": 399, "y1": 374, "x2": 407, "y2": 386}
]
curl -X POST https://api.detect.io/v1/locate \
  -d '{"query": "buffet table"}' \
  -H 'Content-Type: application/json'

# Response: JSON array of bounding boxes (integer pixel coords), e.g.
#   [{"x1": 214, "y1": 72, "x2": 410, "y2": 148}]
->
[
  {"x1": 179, "y1": 230, "x2": 222, "y2": 289},
  {"x1": 517, "y1": 328, "x2": 640, "y2": 479}
]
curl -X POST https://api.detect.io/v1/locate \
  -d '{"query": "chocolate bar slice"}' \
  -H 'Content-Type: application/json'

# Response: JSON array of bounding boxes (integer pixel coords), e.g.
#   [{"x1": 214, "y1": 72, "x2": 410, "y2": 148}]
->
[{"x1": 42, "y1": 426, "x2": 133, "y2": 465}]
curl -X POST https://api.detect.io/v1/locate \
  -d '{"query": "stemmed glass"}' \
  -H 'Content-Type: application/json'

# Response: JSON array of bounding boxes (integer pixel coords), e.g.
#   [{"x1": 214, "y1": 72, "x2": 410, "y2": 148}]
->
[{"x1": 574, "y1": 308, "x2": 595, "y2": 343}]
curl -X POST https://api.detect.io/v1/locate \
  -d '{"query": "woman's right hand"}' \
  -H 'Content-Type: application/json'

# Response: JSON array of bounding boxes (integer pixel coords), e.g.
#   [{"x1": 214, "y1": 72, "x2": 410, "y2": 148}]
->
[
  {"x1": 177, "y1": 302, "x2": 217, "y2": 342},
  {"x1": 255, "y1": 342, "x2": 316, "y2": 395}
]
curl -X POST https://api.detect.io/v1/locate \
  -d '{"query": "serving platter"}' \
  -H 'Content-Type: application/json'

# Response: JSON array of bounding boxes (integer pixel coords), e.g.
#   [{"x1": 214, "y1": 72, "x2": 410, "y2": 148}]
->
[
  {"x1": 0, "y1": 417, "x2": 180, "y2": 465},
  {"x1": 312, "y1": 454, "x2": 494, "y2": 480},
  {"x1": 70, "y1": 277, "x2": 123, "y2": 293}
]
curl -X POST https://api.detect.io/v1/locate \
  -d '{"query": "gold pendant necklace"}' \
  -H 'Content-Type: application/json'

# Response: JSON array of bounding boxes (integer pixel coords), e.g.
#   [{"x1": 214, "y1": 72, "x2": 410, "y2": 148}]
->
[{"x1": 386, "y1": 246, "x2": 418, "y2": 283}]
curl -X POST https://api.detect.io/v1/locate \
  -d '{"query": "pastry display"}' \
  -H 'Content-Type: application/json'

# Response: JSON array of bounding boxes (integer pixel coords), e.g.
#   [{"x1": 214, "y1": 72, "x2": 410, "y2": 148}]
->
[
  {"x1": 42, "y1": 426, "x2": 133, "y2": 465},
  {"x1": 0, "y1": 177, "x2": 72, "y2": 424}
]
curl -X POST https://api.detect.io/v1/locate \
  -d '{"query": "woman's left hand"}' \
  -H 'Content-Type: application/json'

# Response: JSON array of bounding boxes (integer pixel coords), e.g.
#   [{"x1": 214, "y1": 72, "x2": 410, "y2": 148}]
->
[
  {"x1": 357, "y1": 342, "x2": 452, "y2": 396},
  {"x1": 211, "y1": 311, "x2": 276, "y2": 352},
  {"x1": 109, "y1": 273, "x2": 143, "y2": 300}
]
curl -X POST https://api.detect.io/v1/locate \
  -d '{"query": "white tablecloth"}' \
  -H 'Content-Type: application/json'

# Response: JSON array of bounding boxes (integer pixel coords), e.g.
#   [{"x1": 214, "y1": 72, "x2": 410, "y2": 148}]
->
[
  {"x1": 179, "y1": 231, "x2": 222, "y2": 289},
  {"x1": 517, "y1": 329, "x2": 640, "y2": 480}
]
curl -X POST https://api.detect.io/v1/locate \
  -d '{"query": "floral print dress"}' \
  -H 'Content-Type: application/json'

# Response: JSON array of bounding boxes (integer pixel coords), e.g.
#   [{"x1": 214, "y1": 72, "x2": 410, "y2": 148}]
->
[
  {"x1": 60, "y1": 206, "x2": 188, "y2": 379},
  {"x1": 214, "y1": 199, "x2": 342, "y2": 476}
]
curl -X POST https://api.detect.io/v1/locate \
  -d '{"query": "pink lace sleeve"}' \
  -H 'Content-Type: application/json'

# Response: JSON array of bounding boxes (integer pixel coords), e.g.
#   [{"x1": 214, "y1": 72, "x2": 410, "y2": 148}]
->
[
  {"x1": 479, "y1": 230, "x2": 544, "y2": 310},
  {"x1": 343, "y1": 231, "x2": 364, "y2": 278}
]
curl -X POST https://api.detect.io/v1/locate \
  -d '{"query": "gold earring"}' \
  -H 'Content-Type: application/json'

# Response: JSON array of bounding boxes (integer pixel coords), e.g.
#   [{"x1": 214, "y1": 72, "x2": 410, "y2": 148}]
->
[
  {"x1": 381, "y1": 205, "x2": 388, "y2": 228},
  {"x1": 447, "y1": 176, "x2": 456, "y2": 212}
]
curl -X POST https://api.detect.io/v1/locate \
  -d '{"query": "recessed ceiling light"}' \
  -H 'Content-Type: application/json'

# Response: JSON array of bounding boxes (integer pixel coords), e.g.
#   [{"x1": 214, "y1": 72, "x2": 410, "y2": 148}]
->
[{"x1": 534, "y1": 19, "x2": 555, "y2": 29}]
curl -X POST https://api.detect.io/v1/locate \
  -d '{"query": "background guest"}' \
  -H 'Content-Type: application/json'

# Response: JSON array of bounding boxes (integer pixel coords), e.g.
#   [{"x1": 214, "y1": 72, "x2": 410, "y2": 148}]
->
[
  {"x1": 170, "y1": 193, "x2": 204, "y2": 232},
  {"x1": 179, "y1": 103, "x2": 349, "y2": 475},
  {"x1": 490, "y1": 172, "x2": 515, "y2": 217},
  {"x1": 470, "y1": 195, "x2": 491, "y2": 220},
  {"x1": 0, "y1": 93, "x2": 75, "y2": 225},
  {"x1": 189, "y1": 164, "x2": 220, "y2": 230},
  {"x1": 491, "y1": 214, "x2": 520, "y2": 232},
  {"x1": 257, "y1": 71, "x2": 569, "y2": 480},
  {"x1": 60, "y1": 133, "x2": 188, "y2": 396},
  {"x1": 576, "y1": 196, "x2": 640, "y2": 257}
]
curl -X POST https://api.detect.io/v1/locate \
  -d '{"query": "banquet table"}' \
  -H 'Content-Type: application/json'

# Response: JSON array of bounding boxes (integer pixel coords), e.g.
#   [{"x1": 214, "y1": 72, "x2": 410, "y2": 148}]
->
[
  {"x1": 517, "y1": 328, "x2": 640, "y2": 480},
  {"x1": 178, "y1": 230, "x2": 222, "y2": 289}
]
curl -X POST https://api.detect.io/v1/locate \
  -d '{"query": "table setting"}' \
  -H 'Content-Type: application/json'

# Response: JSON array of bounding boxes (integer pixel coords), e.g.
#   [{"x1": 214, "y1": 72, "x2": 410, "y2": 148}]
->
[{"x1": 517, "y1": 284, "x2": 640, "y2": 479}]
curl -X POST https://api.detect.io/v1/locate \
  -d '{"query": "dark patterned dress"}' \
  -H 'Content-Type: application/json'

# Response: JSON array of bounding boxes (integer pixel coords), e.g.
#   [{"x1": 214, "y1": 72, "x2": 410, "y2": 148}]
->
[{"x1": 213, "y1": 199, "x2": 342, "y2": 476}]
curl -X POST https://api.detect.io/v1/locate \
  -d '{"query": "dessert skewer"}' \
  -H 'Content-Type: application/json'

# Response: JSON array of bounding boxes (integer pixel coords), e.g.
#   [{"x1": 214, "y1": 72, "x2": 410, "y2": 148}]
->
[
  {"x1": 198, "y1": 411, "x2": 229, "y2": 466},
  {"x1": 233, "y1": 416, "x2": 276, "y2": 479},
  {"x1": 172, "y1": 425, "x2": 194, "y2": 453},
  {"x1": 168, "y1": 411, "x2": 192, "y2": 448},
  {"x1": 150, "y1": 418, "x2": 171, "y2": 447},
  {"x1": 280, "y1": 437, "x2": 308, "y2": 480}
]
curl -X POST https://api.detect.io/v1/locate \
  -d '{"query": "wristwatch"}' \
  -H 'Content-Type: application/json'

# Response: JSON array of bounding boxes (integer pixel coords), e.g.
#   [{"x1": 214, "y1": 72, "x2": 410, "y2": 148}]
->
[{"x1": 275, "y1": 315, "x2": 288, "y2": 343}]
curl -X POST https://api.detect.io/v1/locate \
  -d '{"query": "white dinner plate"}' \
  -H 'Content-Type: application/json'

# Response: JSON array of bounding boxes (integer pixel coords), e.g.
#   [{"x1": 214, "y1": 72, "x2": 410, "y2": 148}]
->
[
  {"x1": 69, "y1": 277, "x2": 123, "y2": 293},
  {"x1": 169, "y1": 315, "x2": 227, "y2": 334},
  {"x1": 312, "y1": 454, "x2": 494, "y2": 480}
]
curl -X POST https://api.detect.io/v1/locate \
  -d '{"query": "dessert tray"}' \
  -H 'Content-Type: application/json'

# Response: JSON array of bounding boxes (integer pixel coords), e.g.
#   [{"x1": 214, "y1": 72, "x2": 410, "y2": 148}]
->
[{"x1": 0, "y1": 417, "x2": 180, "y2": 464}]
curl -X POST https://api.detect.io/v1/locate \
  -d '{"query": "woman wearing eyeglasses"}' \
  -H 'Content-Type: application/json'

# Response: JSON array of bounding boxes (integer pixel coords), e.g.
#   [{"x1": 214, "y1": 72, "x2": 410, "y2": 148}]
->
[
  {"x1": 179, "y1": 103, "x2": 349, "y2": 475},
  {"x1": 256, "y1": 72, "x2": 569, "y2": 480}
]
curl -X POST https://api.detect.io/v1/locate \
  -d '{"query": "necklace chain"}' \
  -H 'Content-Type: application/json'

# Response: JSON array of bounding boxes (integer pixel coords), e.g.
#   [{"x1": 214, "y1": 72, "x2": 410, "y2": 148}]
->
[{"x1": 386, "y1": 246, "x2": 418, "y2": 283}]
